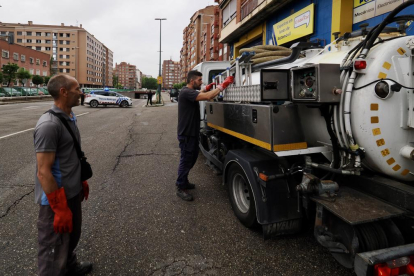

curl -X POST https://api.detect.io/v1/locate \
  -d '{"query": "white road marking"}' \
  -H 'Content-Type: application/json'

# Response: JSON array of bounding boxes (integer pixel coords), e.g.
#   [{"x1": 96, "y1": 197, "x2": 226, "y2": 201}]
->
[
  {"x1": 0, "y1": 128, "x2": 35, "y2": 140},
  {"x1": 0, "y1": 112, "x2": 90, "y2": 140},
  {"x1": 23, "y1": 106, "x2": 41, "y2": 110}
]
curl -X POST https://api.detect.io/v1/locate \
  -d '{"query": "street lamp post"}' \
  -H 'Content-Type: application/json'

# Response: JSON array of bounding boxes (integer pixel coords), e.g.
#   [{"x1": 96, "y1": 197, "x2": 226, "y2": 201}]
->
[{"x1": 155, "y1": 18, "x2": 166, "y2": 104}]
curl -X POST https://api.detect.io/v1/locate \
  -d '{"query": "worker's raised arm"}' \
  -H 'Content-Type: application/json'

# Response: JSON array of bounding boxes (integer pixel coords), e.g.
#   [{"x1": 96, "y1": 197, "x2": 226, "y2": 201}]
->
[{"x1": 196, "y1": 76, "x2": 234, "y2": 101}]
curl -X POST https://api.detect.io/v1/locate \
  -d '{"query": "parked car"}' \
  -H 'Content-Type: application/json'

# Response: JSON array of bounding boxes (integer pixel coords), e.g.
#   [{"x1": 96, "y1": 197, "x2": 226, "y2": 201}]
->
[
  {"x1": 0, "y1": 87, "x2": 22, "y2": 97},
  {"x1": 85, "y1": 90, "x2": 132, "y2": 108},
  {"x1": 38, "y1": 87, "x2": 49, "y2": 95},
  {"x1": 13, "y1": 87, "x2": 34, "y2": 96}
]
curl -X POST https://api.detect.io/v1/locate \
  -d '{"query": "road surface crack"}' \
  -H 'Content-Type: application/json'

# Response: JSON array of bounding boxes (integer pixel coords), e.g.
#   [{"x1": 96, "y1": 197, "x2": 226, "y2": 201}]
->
[{"x1": 0, "y1": 189, "x2": 34, "y2": 219}]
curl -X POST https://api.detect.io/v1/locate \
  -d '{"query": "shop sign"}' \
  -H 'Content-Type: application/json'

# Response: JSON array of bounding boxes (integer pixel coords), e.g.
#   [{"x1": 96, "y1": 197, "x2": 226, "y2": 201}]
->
[
  {"x1": 273, "y1": 4, "x2": 315, "y2": 45},
  {"x1": 354, "y1": 0, "x2": 406, "y2": 24}
]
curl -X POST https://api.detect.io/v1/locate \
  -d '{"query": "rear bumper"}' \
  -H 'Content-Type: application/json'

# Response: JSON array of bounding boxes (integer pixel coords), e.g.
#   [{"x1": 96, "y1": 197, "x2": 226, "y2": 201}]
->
[{"x1": 355, "y1": 243, "x2": 414, "y2": 276}]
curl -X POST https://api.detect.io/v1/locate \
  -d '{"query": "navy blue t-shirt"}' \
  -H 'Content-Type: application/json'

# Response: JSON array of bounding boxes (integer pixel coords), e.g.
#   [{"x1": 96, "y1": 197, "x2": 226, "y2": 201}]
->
[{"x1": 177, "y1": 86, "x2": 200, "y2": 137}]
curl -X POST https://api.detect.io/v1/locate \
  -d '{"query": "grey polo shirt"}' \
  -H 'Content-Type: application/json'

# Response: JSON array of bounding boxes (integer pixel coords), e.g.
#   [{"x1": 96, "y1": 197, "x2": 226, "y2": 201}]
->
[{"x1": 34, "y1": 105, "x2": 82, "y2": 205}]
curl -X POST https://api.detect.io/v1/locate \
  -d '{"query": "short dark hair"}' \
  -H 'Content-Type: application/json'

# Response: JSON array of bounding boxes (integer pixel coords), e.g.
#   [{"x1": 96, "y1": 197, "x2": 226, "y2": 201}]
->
[
  {"x1": 187, "y1": 70, "x2": 202, "y2": 84},
  {"x1": 47, "y1": 75, "x2": 73, "y2": 99}
]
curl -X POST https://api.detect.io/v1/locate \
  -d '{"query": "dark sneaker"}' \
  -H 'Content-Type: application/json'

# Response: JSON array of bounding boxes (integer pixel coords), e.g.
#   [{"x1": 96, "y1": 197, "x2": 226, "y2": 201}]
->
[
  {"x1": 67, "y1": 261, "x2": 93, "y2": 276},
  {"x1": 176, "y1": 188, "x2": 194, "y2": 201},
  {"x1": 183, "y1": 182, "x2": 195, "y2": 189}
]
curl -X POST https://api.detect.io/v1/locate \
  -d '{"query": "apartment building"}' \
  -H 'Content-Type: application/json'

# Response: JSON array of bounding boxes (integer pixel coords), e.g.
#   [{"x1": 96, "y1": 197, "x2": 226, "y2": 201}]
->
[
  {"x1": 162, "y1": 59, "x2": 180, "y2": 89},
  {"x1": 180, "y1": 5, "x2": 223, "y2": 81},
  {"x1": 136, "y1": 69, "x2": 142, "y2": 89},
  {"x1": 113, "y1": 62, "x2": 136, "y2": 89},
  {"x1": 0, "y1": 21, "x2": 114, "y2": 88},
  {"x1": 0, "y1": 39, "x2": 50, "y2": 86}
]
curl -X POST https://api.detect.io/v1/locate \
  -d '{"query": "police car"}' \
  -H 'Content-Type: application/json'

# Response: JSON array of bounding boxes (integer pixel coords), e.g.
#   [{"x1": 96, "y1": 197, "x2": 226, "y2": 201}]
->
[{"x1": 85, "y1": 90, "x2": 133, "y2": 108}]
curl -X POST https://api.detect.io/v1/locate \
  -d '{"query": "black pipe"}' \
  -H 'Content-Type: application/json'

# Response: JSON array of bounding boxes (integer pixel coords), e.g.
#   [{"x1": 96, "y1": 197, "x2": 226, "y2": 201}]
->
[
  {"x1": 252, "y1": 42, "x2": 321, "y2": 71},
  {"x1": 362, "y1": 1, "x2": 414, "y2": 55}
]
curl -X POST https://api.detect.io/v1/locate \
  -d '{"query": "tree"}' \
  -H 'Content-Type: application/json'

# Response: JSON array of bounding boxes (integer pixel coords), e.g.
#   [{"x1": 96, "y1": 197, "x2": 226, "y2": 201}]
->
[
  {"x1": 142, "y1": 77, "x2": 157, "y2": 90},
  {"x1": 2, "y1": 63, "x2": 19, "y2": 87},
  {"x1": 0, "y1": 72, "x2": 3, "y2": 85},
  {"x1": 112, "y1": 75, "x2": 119, "y2": 87},
  {"x1": 32, "y1": 75, "x2": 44, "y2": 87},
  {"x1": 173, "y1": 81, "x2": 186, "y2": 90},
  {"x1": 44, "y1": 76, "x2": 51, "y2": 85},
  {"x1": 16, "y1": 68, "x2": 31, "y2": 86}
]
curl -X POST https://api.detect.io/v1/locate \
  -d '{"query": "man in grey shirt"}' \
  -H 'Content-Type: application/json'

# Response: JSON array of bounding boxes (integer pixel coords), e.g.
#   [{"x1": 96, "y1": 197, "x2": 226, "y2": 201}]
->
[{"x1": 34, "y1": 74, "x2": 92, "y2": 275}]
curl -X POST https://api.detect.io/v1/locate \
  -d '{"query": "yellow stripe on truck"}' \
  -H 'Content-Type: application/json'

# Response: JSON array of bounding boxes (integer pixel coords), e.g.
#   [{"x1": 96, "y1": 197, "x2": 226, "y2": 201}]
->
[{"x1": 207, "y1": 123, "x2": 272, "y2": 151}]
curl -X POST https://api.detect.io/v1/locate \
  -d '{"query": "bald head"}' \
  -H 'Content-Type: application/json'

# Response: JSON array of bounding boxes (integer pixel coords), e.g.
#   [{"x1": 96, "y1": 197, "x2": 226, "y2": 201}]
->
[{"x1": 47, "y1": 75, "x2": 76, "y2": 99}]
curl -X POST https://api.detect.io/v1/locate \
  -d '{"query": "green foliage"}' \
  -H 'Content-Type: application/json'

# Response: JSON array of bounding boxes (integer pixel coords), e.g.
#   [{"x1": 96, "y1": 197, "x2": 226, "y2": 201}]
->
[
  {"x1": 142, "y1": 77, "x2": 157, "y2": 90},
  {"x1": 173, "y1": 81, "x2": 186, "y2": 90},
  {"x1": 2, "y1": 63, "x2": 19, "y2": 87},
  {"x1": 112, "y1": 75, "x2": 119, "y2": 87},
  {"x1": 16, "y1": 68, "x2": 32, "y2": 86},
  {"x1": 0, "y1": 72, "x2": 3, "y2": 84},
  {"x1": 32, "y1": 75, "x2": 44, "y2": 87},
  {"x1": 44, "y1": 76, "x2": 51, "y2": 85}
]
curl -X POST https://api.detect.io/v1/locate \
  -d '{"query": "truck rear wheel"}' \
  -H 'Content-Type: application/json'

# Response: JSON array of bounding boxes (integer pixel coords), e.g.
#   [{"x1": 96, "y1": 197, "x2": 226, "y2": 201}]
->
[{"x1": 227, "y1": 163, "x2": 257, "y2": 228}]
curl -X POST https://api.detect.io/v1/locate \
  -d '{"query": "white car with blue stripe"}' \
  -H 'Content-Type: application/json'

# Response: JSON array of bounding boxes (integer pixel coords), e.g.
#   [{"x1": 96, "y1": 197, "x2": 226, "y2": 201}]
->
[{"x1": 85, "y1": 90, "x2": 133, "y2": 108}]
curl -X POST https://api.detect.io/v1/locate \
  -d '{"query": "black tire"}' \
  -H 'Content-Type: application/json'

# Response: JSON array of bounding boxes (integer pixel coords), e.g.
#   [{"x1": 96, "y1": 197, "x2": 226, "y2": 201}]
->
[
  {"x1": 227, "y1": 163, "x2": 257, "y2": 228},
  {"x1": 90, "y1": 100, "x2": 99, "y2": 108},
  {"x1": 120, "y1": 100, "x2": 128, "y2": 108}
]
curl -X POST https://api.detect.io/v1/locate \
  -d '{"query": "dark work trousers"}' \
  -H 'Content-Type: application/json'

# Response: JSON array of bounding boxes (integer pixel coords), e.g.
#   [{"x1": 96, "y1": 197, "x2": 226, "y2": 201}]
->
[
  {"x1": 147, "y1": 94, "x2": 153, "y2": 105},
  {"x1": 80, "y1": 94, "x2": 85, "y2": 105},
  {"x1": 38, "y1": 192, "x2": 82, "y2": 276},
  {"x1": 176, "y1": 135, "x2": 199, "y2": 188}
]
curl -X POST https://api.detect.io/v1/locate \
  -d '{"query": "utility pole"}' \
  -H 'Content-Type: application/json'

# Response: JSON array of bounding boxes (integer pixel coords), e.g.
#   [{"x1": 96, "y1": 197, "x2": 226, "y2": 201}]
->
[{"x1": 155, "y1": 18, "x2": 166, "y2": 104}]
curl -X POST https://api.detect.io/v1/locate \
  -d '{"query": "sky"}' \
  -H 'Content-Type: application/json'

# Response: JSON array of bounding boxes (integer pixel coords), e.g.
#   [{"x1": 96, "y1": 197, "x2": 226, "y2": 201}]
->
[{"x1": 0, "y1": 0, "x2": 216, "y2": 77}]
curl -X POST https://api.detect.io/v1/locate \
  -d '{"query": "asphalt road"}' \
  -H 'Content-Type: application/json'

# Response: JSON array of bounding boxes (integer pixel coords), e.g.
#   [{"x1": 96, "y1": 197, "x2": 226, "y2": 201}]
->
[{"x1": 0, "y1": 94, "x2": 353, "y2": 276}]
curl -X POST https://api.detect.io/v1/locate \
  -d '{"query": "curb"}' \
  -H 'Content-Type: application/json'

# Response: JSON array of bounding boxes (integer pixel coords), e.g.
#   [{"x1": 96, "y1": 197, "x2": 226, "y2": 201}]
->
[{"x1": 0, "y1": 95, "x2": 53, "y2": 105}]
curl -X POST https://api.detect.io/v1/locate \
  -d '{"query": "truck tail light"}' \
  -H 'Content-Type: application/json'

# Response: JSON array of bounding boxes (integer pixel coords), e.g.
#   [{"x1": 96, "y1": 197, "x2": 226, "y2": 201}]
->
[
  {"x1": 354, "y1": 60, "x2": 367, "y2": 70},
  {"x1": 374, "y1": 256, "x2": 414, "y2": 276},
  {"x1": 259, "y1": 173, "x2": 268, "y2": 181}
]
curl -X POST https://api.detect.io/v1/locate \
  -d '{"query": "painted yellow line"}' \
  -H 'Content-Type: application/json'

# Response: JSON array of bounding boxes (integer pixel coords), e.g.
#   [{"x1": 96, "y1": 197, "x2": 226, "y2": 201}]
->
[{"x1": 207, "y1": 122, "x2": 272, "y2": 150}]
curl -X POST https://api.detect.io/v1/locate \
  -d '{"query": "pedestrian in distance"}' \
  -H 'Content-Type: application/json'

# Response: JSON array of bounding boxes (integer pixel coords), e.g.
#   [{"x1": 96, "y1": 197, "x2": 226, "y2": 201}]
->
[
  {"x1": 176, "y1": 70, "x2": 234, "y2": 201},
  {"x1": 34, "y1": 74, "x2": 93, "y2": 276},
  {"x1": 80, "y1": 88, "x2": 85, "y2": 105},
  {"x1": 147, "y1": 90, "x2": 153, "y2": 106}
]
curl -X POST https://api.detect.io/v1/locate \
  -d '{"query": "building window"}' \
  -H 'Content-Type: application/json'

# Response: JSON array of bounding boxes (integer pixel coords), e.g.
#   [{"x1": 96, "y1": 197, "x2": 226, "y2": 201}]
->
[
  {"x1": 43, "y1": 71, "x2": 47, "y2": 76},
  {"x1": 46, "y1": 40, "x2": 51, "y2": 44},
  {"x1": 30, "y1": 57, "x2": 34, "y2": 64},
  {"x1": 36, "y1": 39, "x2": 41, "y2": 43},
  {"x1": 13, "y1": 53, "x2": 18, "y2": 60},
  {"x1": 45, "y1": 32, "x2": 51, "y2": 37},
  {"x1": 21, "y1": 55, "x2": 25, "y2": 61},
  {"x1": 36, "y1": 59, "x2": 40, "y2": 65},
  {"x1": 27, "y1": 31, "x2": 32, "y2": 36},
  {"x1": 2, "y1": 50, "x2": 9, "y2": 58},
  {"x1": 17, "y1": 39, "x2": 22, "y2": 43},
  {"x1": 36, "y1": 47, "x2": 41, "y2": 51},
  {"x1": 17, "y1": 31, "x2": 22, "y2": 36},
  {"x1": 36, "y1": 32, "x2": 41, "y2": 36},
  {"x1": 46, "y1": 47, "x2": 51, "y2": 51},
  {"x1": 43, "y1": 61, "x2": 47, "y2": 67},
  {"x1": 36, "y1": 69, "x2": 40, "y2": 75},
  {"x1": 27, "y1": 39, "x2": 32, "y2": 43},
  {"x1": 30, "y1": 69, "x2": 34, "y2": 74}
]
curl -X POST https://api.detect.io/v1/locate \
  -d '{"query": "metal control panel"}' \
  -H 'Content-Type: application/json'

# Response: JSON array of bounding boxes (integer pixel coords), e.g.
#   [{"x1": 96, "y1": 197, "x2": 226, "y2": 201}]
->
[
  {"x1": 291, "y1": 64, "x2": 341, "y2": 103},
  {"x1": 260, "y1": 69, "x2": 290, "y2": 101}
]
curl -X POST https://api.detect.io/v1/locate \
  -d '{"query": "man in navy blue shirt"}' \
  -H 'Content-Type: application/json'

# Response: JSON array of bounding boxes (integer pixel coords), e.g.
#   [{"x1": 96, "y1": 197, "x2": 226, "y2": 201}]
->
[{"x1": 176, "y1": 70, "x2": 233, "y2": 201}]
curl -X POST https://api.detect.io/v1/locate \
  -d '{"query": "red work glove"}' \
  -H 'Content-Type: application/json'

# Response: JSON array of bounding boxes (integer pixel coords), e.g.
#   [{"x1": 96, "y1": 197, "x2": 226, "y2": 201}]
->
[
  {"x1": 82, "y1": 181, "x2": 89, "y2": 201},
  {"x1": 205, "y1": 83, "x2": 215, "y2": 92},
  {"x1": 46, "y1": 188, "x2": 73, "y2": 233},
  {"x1": 217, "y1": 76, "x2": 234, "y2": 91}
]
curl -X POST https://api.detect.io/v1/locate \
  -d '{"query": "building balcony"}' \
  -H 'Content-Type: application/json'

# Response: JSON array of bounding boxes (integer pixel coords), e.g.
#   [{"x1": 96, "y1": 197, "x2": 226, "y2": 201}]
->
[{"x1": 219, "y1": 0, "x2": 294, "y2": 43}]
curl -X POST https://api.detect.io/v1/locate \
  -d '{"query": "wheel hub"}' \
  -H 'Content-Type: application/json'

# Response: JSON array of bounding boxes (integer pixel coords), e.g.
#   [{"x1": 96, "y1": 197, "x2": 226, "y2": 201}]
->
[{"x1": 232, "y1": 173, "x2": 250, "y2": 213}]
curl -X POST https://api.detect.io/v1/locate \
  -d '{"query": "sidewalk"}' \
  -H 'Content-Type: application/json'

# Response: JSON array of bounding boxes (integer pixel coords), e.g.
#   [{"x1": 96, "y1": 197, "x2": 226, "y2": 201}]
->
[{"x1": 144, "y1": 92, "x2": 170, "y2": 107}]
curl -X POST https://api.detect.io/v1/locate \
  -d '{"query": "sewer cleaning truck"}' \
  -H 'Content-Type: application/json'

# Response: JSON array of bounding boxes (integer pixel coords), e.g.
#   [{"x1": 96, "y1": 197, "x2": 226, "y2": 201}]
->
[{"x1": 195, "y1": 2, "x2": 414, "y2": 275}]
